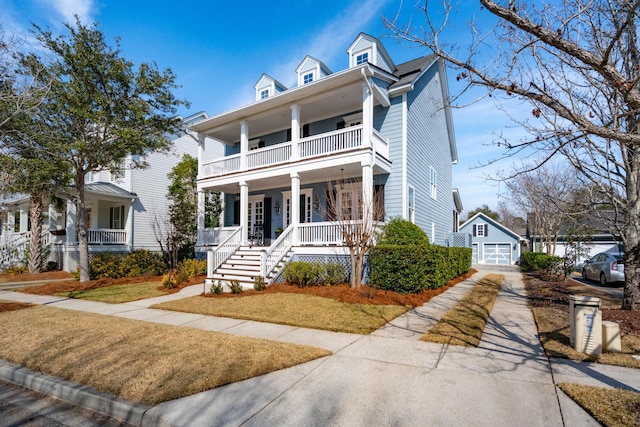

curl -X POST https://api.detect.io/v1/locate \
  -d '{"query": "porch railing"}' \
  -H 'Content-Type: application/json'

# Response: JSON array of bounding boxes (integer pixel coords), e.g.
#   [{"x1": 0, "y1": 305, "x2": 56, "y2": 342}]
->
[
  {"x1": 247, "y1": 143, "x2": 292, "y2": 168},
  {"x1": 87, "y1": 229, "x2": 127, "y2": 244},
  {"x1": 207, "y1": 226, "x2": 242, "y2": 277},
  {"x1": 201, "y1": 126, "x2": 366, "y2": 178},
  {"x1": 262, "y1": 225, "x2": 295, "y2": 282},
  {"x1": 202, "y1": 154, "x2": 241, "y2": 177},
  {"x1": 199, "y1": 226, "x2": 240, "y2": 246},
  {"x1": 297, "y1": 222, "x2": 347, "y2": 245},
  {"x1": 299, "y1": 126, "x2": 362, "y2": 158}
]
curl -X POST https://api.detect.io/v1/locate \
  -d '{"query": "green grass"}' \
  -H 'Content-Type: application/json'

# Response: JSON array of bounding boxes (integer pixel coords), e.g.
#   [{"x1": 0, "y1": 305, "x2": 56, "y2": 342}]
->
[
  {"x1": 421, "y1": 274, "x2": 504, "y2": 346},
  {"x1": 55, "y1": 281, "x2": 166, "y2": 303},
  {"x1": 153, "y1": 293, "x2": 410, "y2": 334}
]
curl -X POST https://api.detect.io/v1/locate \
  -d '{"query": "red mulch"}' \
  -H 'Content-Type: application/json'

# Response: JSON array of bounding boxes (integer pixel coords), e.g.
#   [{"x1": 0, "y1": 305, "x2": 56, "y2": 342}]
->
[
  {"x1": 0, "y1": 270, "x2": 75, "y2": 283},
  {"x1": 3, "y1": 269, "x2": 478, "y2": 308},
  {"x1": 524, "y1": 272, "x2": 640, "y2": 337},
  {"x1": 203, "y1": 269, "x2": 477, "y2": 307},
  {"x1": 0, "y1": 302, "x2": 34, "y2": 313},
  {"x1": 17, "y1": 274, "x2": 204, "y2": 296}
]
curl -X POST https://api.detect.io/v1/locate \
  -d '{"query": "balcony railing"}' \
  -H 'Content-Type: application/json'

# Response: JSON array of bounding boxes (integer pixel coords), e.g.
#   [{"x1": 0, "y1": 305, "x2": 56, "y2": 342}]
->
[
  {"x1": 201, "y1": 126, "x2": 368, "y2": 178},
  {"x1": 87, "y1": 229, "x2": 127, "y2": 244}
]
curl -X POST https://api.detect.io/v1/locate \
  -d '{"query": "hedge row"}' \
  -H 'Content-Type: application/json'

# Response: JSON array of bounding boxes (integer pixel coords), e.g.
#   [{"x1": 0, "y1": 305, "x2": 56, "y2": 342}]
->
[
  {"x1": 519, "y1": 252, "x2": 563, "y2": 274},
  {"x1": 369, "y1": 244, "x2": 472, "y2": 294},
  {"x1": 87, "y1": 250, "x2": 167, "y2": 279}
]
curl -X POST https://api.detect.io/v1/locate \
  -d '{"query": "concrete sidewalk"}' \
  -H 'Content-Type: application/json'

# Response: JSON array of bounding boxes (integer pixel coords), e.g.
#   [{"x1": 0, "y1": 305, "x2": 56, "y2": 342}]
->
[{"x1": 0, "y1": 266, "x2": 638, "y2": 426}]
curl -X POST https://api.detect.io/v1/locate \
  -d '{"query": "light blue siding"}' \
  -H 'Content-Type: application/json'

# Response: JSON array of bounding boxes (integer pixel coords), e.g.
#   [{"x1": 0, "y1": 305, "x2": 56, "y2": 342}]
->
[
  {"x1": 459, "y1": 214, "x2": 520, "y2": 264},
  {"x1": 375, "y1": 96, "x2": 404, "y2": 221},
  {"x1": 405, "y1": 64, "x2": 454, "y2": 245}
]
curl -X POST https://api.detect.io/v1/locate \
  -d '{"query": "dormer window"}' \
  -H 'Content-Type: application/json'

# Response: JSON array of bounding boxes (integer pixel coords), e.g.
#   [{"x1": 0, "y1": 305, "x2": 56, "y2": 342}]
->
[
  {"x1": 303, "y1": 72, "x2": 314, "y2": 84},
  {"x1": 260, "y1": 89, "x2": 269, "y2": 99},
  {"x1": 254, "y1": 74, "x2": 287, "y2": 101},
  {"x1": 356, "y1": 52, "x2": 369, "y2": 65}
]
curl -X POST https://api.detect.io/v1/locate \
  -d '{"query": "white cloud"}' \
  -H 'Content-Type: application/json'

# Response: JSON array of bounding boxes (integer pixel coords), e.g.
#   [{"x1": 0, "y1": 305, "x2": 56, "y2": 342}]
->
[
  {"x1": 271, "y1": 0, "x2": 390, "y2": 87},
  {"x1": 41, "y1": 0, "x2": 95, "y2": 24}
]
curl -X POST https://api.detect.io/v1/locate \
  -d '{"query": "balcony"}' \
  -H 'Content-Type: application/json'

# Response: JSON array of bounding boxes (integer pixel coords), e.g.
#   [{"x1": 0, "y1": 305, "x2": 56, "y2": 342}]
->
[{"x1": 201, "y1": 126, "x2": 389, "y2": 179}]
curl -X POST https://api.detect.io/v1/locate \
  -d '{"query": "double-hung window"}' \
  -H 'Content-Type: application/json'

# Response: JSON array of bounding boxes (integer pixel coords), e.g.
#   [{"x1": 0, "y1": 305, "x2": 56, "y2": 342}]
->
[
  {"x1": 408, "y1": 185, "x2": 415, "y2": 223},
  {"x1": 430, "y1": 167, "x2": 437, "y2": 200}
]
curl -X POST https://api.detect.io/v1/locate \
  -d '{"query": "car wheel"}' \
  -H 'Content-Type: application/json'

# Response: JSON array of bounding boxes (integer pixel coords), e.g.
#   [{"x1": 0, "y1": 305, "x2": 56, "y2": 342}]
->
[
  {"x1": 582, "y1": 269, "x2": 588, "y2": 280},
  {"x1": 599, "y1": 273, "x2": 607, "y2": 287}
]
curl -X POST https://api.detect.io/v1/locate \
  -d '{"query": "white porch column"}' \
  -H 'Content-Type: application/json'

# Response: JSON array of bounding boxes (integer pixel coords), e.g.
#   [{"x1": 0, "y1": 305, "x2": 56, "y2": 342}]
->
[
  {"x1": 219, "y1": 192, "x2": 225, "y2": 227},
  {"x1": 362, "y1": 82, "x2": 373, "y2": 150},
  {"x1": 290, "y1": 172, "x2": 300, "y2": 245},
  {"x1": 362, "y1": 161, "x2": 374, "y2": 226},
  {"x1": 291, "y1": 104, "x2": 300, "y2": 161},
  {"x1": 126, "y1": 199, "x2": 134, "y2": 248},
  {"x1": 66, "y1": 201, "x2": 76, "y2": 245},
  {"x1": 240, "y1": 120, "x2": 249, "y2": 170},
  {"x1": 197, "y1": 133, "x2": 205, "y2": 179},
  {"x1": 197, "y1": 191, "x2": 205, "y2": 246},
  {"x1": 240, "y1": 180, "x2": 249, "y2": 245}
]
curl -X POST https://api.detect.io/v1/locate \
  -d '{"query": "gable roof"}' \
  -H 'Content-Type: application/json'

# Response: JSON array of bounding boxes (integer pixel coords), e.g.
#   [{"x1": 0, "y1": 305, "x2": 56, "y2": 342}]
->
[{"x1": 460, "y1": 212, "x2": 523, "y2": 241}]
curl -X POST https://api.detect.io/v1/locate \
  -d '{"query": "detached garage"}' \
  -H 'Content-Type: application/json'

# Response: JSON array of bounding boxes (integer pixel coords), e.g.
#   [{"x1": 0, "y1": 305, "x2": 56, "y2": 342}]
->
[{"x1": 460, "y1": 212, "x2": 522, "y2": 265}]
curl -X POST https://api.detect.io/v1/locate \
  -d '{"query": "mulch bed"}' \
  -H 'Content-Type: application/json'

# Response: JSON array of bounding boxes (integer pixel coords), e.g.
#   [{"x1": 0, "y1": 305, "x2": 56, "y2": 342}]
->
[
  {"x1": 524, "y1": 272, "x2": 640, "y2": 337},
  {"x1": 5, "y1": 269, "x2": 477, "y2": 308},
  {"x1": 0, "y1": 270, "x2": 75, "y2": 283},
  {"x1": 0, "y1": 302, "x2": 34, "y2": 313},
  {"x1": 203, "y1": 269, "x2": 477, "y2": 307}
]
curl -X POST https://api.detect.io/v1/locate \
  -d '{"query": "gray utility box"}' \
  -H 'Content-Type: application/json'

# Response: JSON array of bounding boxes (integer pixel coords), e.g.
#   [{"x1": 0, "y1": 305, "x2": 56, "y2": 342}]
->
[{"x1": 569, "y1": 295, "x2": 602, "y2": 356}]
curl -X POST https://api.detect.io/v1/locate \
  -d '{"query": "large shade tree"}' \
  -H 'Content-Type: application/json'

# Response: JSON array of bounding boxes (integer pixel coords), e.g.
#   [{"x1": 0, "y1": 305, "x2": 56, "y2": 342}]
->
[
  {"x1": 386, "y1": 0, "x2": 640, "y2": 311},
  {"x1": 11, "y1": 18, "x2": 187, "y2": 281}
]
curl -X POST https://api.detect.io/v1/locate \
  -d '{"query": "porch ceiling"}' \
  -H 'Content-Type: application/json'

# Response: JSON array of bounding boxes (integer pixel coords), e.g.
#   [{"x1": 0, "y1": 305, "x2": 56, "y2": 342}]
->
[{"x1": 194, "y1": 67, "x2": 373, "y2": 144}]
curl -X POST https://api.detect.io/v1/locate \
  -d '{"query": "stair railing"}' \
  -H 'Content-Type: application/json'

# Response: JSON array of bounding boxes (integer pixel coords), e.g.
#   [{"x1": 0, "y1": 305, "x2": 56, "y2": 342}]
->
[
  {"x1": 262, "y1": 225, "x2": 295, "y2": 282},
  {"x1": 207, "y1": 226, "x2": 243, "y2": 277}
]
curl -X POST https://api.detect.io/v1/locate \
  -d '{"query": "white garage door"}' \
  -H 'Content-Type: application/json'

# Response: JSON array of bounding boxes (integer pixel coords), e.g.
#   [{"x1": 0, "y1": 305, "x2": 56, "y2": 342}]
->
[
  {"x1": 472, "y1": 243, "x2": 479, "y2": 264},
  {"x1": 483, "y1": 243, "x2": 511, "y2": 264}
]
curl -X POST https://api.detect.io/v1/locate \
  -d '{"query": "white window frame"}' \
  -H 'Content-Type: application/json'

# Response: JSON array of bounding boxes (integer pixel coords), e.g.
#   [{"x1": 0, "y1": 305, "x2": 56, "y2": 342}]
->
[
  {"x1": 408, "y1": 185, "x2": 415, "y2": 223},
  {"x1": 260, "y1": 88, "x2": 269, "y2": 99},
  {"x1": 110, "y1": 206, "x2": 124, "y2": 230},
  {"x1": 430, "y1": 167, "x2": 437, "y2": 200},
  {"x1": 303, "y1": 72, "x2": 314, "y2": 84},
  {"x1": 356, "y1": 52, "x2": 369, "y2": 65},
  {"x1": 282, "y1": 189, "x2": 313, "y2": 228},
  {"x1": 475, "y1": 223, "x2": 487, "y2": 237}
]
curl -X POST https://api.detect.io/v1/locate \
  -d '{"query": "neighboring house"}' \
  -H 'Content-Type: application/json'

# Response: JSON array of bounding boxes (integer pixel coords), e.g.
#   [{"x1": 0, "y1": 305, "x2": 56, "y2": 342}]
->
[
  {"x1": 527, "y1": 212, "x2": 624, "y2": 263},
  {"x1": 191, "y1": 32, "x2": 462, "y2": 286},
  {"x1": 459, "y1": 212, "x2": 523, "y2": 265},
  {"x1": 0, "y1": 112, "x2": 223, "y2": 272}
]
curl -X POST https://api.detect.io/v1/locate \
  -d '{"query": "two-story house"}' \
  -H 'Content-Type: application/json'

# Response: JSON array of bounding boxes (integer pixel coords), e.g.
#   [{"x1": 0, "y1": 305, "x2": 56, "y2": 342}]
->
[
  {"x1": 0, "y1": 112, "x2": 222, "y2": 272},
  {"x1": 192, "y1": 33, "x2": 461, "y2": 286}
]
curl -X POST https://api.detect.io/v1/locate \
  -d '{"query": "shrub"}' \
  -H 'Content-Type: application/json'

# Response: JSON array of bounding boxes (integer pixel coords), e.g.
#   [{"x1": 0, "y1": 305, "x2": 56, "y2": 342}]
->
[
  {"x1": 229, "y1": 280, "x2": 243, "y2": 294},
  {"x1": 210, "y1": 280, "x2": 224, "y2": 295},
  {"x1": 520, "y1": 252, "x2": 563, "y2": 275},
  {"x1": 162, "y1": 273, "x2": 178, "y2": 289},
  {"x1": 2, "y1": 264, "x2": 27, "y2": 275},
  {"x1": 88, "y1": 250, "x2": 168, "y2": 279},
  {"x1": 369, "y1": 244, "x2": 429, "y2": 293},
  {"x1": 282, "y1": 261, "x2": 323, "y2": 287},
  {"x1": 378, "y1": 217, "x2": 430, "y2": 246},
  {"x1": 253, "y1": 275, "x2": 266, "y2": 291},
  {"x1": 176, "y1": 259, "x2": 207, "y2": 284},
  {"x1": 320, "y1": 263, "x2": 346, "y2": 286}
]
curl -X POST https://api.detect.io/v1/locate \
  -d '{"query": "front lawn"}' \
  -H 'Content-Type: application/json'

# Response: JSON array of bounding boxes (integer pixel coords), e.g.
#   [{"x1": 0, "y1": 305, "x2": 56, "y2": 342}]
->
[
  {"x1": 55, "y1": 281, "x2": 167, "y2": 303},
  {"x1": 0, "y1": 304, "x2": 330, "y2": 405},
  {"x1": 153, "y1": 292, "x2": 410, "y2": 334}
]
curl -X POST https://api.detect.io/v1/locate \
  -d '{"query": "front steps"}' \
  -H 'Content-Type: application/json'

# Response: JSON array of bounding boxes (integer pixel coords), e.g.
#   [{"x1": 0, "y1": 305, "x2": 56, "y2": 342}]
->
[{"x1": 208, "y1": 246, "x2": 291, "y2": 290}]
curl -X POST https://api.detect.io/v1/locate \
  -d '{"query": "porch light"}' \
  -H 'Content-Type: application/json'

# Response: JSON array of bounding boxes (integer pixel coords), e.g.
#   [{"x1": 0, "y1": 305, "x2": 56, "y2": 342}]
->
[
  {"x1": 274, "y1": 200, "x2": 280, "y2": 214},
  {"x1": 340, "y1": 168, "x2": 344, "y2": 190}
]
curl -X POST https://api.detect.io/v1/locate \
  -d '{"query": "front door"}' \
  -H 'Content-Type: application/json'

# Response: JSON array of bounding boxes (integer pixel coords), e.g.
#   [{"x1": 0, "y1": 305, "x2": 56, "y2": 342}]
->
[
  {"x1": 282, "y1": 189, "x2": 312, "y2": 229},
  {"x1": 248, "y1": 195, "x2": 264, "y2": 238}
]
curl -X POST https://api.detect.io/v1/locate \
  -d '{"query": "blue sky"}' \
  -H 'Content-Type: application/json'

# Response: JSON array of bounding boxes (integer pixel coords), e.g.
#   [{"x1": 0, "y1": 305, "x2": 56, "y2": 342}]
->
[{"x1": 0, "y1": 0, "x2": 529, "y2": 218}]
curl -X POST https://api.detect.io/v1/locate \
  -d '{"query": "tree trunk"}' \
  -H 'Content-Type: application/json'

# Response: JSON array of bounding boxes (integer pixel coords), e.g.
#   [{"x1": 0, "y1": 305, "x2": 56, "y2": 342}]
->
[
  {"x1": 349, "y1": 248, "x2": 361, "y2": 289},
  {"x1": 28, "y1": 195, "x2": 44, "y2": 274},
  {"x1": 76, "y1": 173, "x2": 90, "y2": 282},
  {"x1": 622, "y1": 147, "x2": 640, "y2": 310}
]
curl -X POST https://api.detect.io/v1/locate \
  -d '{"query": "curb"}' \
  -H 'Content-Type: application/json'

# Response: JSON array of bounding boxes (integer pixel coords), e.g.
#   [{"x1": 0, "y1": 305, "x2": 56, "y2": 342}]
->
[{"x1": 0, "y1": 360, "x2": 151, "y2": 425}]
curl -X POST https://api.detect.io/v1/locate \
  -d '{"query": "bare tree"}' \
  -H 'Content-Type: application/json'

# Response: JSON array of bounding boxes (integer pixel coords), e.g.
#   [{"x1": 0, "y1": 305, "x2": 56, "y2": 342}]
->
[
  {"x1": 385, "y1": 0, "x2": 640, "y2": 310},
  {"x1": 496, "y1": 201, "x2": 525, "y2": 233},
  {"x1": 324, "y1": 181, "x2": 384, "y2": 289}
]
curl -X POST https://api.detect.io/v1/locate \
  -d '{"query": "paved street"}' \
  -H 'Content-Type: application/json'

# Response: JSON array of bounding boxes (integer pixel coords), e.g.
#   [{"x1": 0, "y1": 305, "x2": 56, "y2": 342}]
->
[{"x1": 0, "y1": 380, "x2": 132, "y2": 427}]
